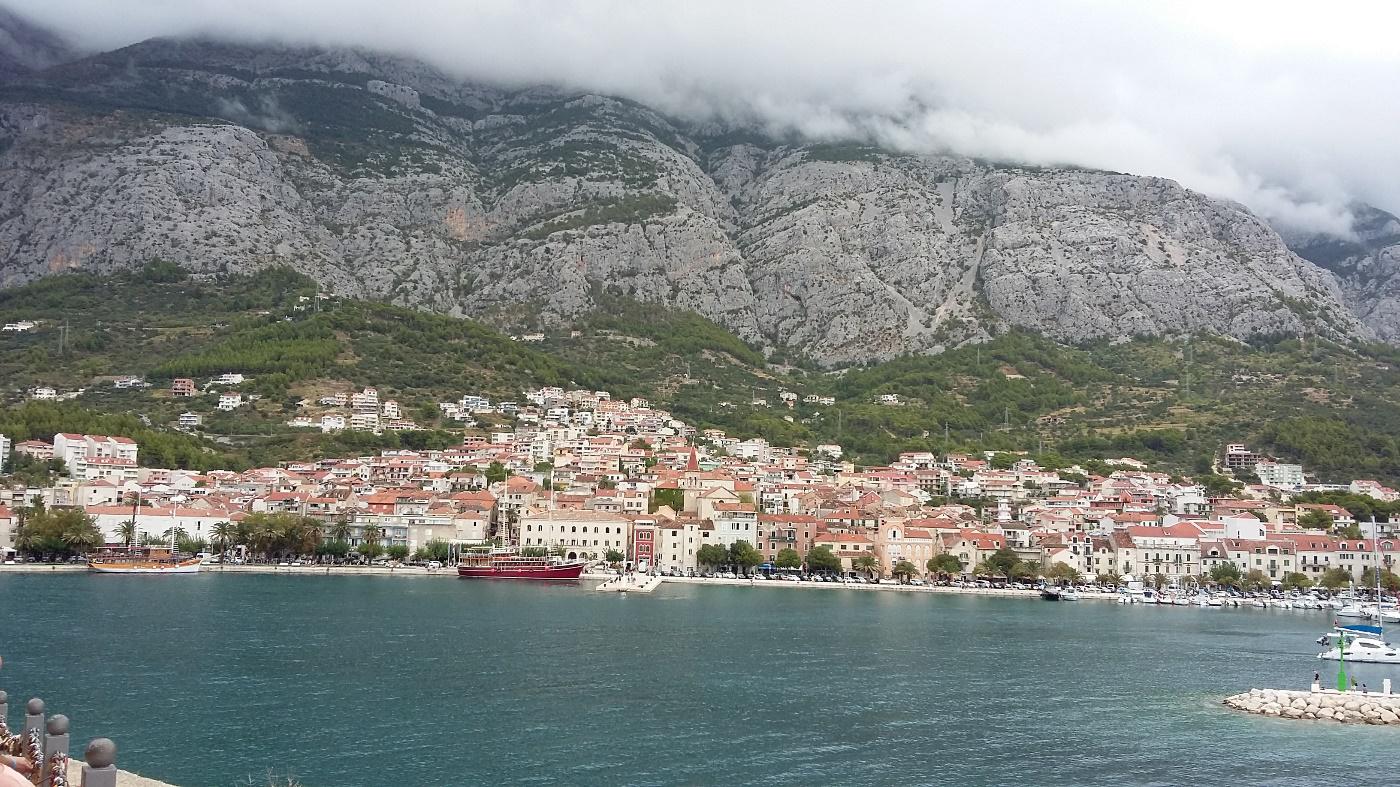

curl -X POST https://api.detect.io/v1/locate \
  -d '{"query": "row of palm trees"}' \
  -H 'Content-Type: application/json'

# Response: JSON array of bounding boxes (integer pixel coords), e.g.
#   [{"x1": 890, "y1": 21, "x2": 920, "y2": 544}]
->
[
  {"x1": 201, "y1": 513, "x2": 394, "y2": 563},
  {"x1": 11, "y1": 506, "x2": 105, "y2": 559}
]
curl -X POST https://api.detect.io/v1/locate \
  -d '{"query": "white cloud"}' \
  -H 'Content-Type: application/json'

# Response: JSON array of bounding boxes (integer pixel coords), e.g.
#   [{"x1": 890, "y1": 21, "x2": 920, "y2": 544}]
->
[{"x1": 10, "y1": 0, "x2": 1400, "y2": 234}]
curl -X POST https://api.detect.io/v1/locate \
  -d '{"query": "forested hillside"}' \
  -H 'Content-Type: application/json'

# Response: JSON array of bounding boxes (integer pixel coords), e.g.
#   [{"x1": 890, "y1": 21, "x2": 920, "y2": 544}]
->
[{"x1": 3, "y1": 266, "x2": 1400, "y2": 482}]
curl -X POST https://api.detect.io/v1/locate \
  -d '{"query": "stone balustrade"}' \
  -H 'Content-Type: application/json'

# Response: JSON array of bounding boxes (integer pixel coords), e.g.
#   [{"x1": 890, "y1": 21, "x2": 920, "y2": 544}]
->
[{"x1": 0, "y1": 655, "x2": 122, "y2": 786}]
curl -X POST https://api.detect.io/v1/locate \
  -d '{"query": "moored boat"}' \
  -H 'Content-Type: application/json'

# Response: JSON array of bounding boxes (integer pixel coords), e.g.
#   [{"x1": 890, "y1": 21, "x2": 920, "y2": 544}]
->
[
  {"x1": 1317, "y1": 624, "x2": 1400, "y2": 664},
  {"x1": 457, "y1": 547, "x2": 586, "y2": 580},
  {"x1": 88, "y1": 546, "x2": 201, "y2": 574}
]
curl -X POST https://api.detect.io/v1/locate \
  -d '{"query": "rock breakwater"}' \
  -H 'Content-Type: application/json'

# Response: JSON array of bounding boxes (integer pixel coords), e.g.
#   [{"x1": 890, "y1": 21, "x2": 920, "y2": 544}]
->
[{"x1": 1223, "y1": 688, "x2": 1400, "y2": 725}]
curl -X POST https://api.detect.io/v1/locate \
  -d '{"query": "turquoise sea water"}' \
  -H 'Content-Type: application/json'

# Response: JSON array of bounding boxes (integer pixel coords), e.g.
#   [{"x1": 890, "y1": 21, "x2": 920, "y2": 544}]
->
[{"x1": 0, "y1": 574, "x2": 1396, "y2": 786}]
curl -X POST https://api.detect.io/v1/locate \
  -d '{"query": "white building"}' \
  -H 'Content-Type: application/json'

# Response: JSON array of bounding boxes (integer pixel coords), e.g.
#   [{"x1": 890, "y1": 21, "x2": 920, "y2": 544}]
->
[
  {"x1": 177, "y1": 412, "x2": 202, "y2": 429},
  {"x1": 349, "y1": 412, "x2": 380, "y2": 432},
  {"x1": 32, "y1": 387, "x2": 57, "y2": 401},
  {"x1": 350, "y1": 388, "x2": 379, "y2": 414},
  {"x1": 708, "y1": 504, "x2": 760, "y2": 550},
  {"x1": 53, "y1": 433, "x2": 139, "y2": 483},
  {"x1": 1255, "y1": 461, "x2": 1304, "y2": 489},
  {"x1": 0, "y1": 434, "x2": 10, "y2": 474},
  {"x1": 321, "y1": 414, "x2": 347, "y2": 433},
  {"x1": 518, "y1": 510, "x2": 631, "y2": 562},
  {"x1": 217, "y1": 393, "x2": 243, "y2": 411}
]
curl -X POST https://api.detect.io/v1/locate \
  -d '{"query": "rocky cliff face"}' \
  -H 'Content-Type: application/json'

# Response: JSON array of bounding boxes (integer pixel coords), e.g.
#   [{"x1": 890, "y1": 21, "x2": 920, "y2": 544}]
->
[
  {"x1": 0, "y1": 36, "x2": 1375, "y2": 364},
  {"x1": 1284, "y1": 205, "x2": 1400, "y2": 343}
]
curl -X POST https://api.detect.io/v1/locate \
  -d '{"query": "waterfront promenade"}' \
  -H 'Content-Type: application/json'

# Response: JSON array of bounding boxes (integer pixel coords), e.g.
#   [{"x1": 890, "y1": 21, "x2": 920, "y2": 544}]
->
[{"x1": 0, "y1": 563, "x2": 1116, "y2": 600}]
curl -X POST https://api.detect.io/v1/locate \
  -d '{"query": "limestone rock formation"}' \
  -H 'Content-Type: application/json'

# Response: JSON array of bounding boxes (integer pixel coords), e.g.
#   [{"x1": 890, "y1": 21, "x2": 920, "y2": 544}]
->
[
  {"x1": 0, "y1": 34, "x2": 1379, "y2": 364},
  {"x1": 1284, "y1": 205, "x2": 1400, "y2": 343}
]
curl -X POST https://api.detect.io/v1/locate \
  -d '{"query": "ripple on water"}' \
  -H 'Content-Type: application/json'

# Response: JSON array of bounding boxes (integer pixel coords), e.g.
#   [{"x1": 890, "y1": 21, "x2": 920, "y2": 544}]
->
[{"x1": 1, "y1": 576, "x2": 1397, "y2": 786}]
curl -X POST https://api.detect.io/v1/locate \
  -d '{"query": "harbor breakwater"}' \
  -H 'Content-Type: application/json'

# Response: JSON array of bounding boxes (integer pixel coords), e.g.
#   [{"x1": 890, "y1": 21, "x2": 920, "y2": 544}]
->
[{"x1": 1224, "y1": 688, "x2": 1400, "y2": 725}]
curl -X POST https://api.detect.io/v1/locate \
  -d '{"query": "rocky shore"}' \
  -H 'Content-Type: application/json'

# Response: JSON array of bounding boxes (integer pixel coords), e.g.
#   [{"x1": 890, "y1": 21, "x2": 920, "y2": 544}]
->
[{"x1": 1223, "y1": 688, "x2": 1400, "y2": 725}]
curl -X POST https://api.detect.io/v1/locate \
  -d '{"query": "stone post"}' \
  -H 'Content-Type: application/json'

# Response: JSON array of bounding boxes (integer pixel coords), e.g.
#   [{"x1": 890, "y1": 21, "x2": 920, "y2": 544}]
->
[
  {"x1": 44, "y1": 715, "x2": 70, "y2": 787},
  {"x1": 24, "y1": 698, "x2": 45, "y2": 738},
  {"x1": 44, "y1": 715, "x2": 69, "y2": 760},
  {"x1": 80, "y1": 739, "x2": 117, "y2": 787},
  {"x1": 1385, "y1": 678, "x2": 1393, "y2": 695}
]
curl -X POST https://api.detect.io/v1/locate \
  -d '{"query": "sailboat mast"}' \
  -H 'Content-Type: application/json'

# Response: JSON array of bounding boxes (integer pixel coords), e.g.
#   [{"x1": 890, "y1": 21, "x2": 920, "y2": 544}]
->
[{"x1": 1373, "y1": 516, "x2": 1384, "y2": 640}]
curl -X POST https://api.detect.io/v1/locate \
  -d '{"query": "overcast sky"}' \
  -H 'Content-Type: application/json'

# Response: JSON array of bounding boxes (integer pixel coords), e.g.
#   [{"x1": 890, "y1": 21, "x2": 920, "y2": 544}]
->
[{"x1": 11, "y1": 0, "x2": 1400, "y2": 235}]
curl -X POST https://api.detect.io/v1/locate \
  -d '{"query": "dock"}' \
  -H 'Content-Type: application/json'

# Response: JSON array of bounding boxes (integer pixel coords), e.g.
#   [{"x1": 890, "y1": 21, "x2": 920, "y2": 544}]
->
[{"x1": 595, "y1": 574, "x2": 662, "y2": 593}]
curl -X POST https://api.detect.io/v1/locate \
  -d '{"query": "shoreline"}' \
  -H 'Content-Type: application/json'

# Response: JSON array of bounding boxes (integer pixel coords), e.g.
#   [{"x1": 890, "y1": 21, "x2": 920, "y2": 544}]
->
[
  {"x1": 0, "y1": 566, "x2": 1336, "y2": 608},
  {"x1": 0, "y1": 563, "x2": 1118, "y2": 599},
  {"x1": 657, "y1": 575, "x2": 1119, "y2": 600}
]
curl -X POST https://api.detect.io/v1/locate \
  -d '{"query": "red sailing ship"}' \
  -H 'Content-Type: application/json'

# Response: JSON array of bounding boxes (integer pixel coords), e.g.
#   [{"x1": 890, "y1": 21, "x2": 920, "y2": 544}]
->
[{"x1": 457, "y1": 547, "x2": 586, "y2": 580}]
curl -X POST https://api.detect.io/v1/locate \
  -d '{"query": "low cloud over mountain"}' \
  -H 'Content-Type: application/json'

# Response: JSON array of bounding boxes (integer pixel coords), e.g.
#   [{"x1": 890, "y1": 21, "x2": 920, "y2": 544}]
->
[{"x1": 8, "y1": 0, "x2": 1400, "y2": 236}]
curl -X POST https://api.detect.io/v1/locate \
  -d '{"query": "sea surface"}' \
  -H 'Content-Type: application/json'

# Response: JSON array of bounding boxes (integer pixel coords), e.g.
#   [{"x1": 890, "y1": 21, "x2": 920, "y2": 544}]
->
[{"x1": 0, "y1": 574, "x2": 1396, "y2": 786}]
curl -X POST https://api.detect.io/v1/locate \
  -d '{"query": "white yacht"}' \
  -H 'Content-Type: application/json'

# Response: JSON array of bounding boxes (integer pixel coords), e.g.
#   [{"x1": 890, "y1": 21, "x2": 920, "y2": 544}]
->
[
  {"x1": 1366, "y1": 604, "x2": 1400, "y2": 623},
  {"x1": 1317, "y1": 624, "x2": 1400, "y2": 664}
]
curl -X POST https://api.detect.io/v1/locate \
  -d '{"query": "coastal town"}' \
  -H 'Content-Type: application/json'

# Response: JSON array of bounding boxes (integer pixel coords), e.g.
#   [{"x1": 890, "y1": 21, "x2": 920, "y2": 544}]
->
[{"x1": 2, "y1": 383, "x2": 1397, "y2": 590}]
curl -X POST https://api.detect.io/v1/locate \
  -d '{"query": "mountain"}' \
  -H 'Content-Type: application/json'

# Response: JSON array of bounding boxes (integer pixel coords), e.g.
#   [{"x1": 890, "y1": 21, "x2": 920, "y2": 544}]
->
[
  {"x1": 1283, "y1": 204, "x2": 1400, "y2": 343},
  {"x1": 0, "y1": 33, "x2": 1376, "y2": 364},
  {"x1": 0, "y1": 8, "x2": 80, "y2": 77}
]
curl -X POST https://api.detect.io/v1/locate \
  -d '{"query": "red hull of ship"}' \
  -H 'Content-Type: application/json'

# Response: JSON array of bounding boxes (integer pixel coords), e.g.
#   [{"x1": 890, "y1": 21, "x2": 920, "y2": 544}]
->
[{"x1": 457, "y1": 562, "x2": 586, "y2": 580}]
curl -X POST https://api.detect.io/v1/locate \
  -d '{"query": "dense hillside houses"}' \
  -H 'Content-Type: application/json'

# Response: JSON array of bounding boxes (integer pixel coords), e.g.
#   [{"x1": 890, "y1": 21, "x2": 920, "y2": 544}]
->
[{"x1": 2, "y1": 391, "x2": 1399, "y2": 586}]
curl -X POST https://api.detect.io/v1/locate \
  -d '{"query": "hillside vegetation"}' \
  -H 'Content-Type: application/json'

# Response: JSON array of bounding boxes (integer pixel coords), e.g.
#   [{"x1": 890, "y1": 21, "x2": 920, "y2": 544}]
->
[{"x1": 3, "y1": 266, "x2": 1400, "y2": 482}]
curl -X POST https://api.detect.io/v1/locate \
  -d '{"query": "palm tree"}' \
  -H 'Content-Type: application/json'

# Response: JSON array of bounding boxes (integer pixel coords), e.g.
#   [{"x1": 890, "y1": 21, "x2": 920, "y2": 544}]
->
[
  {"x1": 210, "y1": 521, "x2": 236, "y2": 561},
  {"x1": 892, "y1": 560, "x2": 919, "y2": 583},
  {"x1": 60, "y1": 519, "x2": 102, "y2": 554},
  {"x1": 116, "y1": 520, "x2": 138, "y2": 550},
  {"x1": 360, "y1": 525, "x2": 384, "y2": 562},
  {"x1": 329, "y1": 516, "x2": 352, "y2": 543},
  {"x1": 854, "y1": 553, "x2": 881, "y2": 580},
  {"x1": 303, "y1": 519, "x2": 325, "y2": 557}
]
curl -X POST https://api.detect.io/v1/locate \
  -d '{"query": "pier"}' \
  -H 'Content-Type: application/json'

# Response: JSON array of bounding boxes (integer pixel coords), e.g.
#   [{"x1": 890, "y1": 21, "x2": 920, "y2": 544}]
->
[{"x1": 595, "y1": 573, "x2": 663, "y2": 592}]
